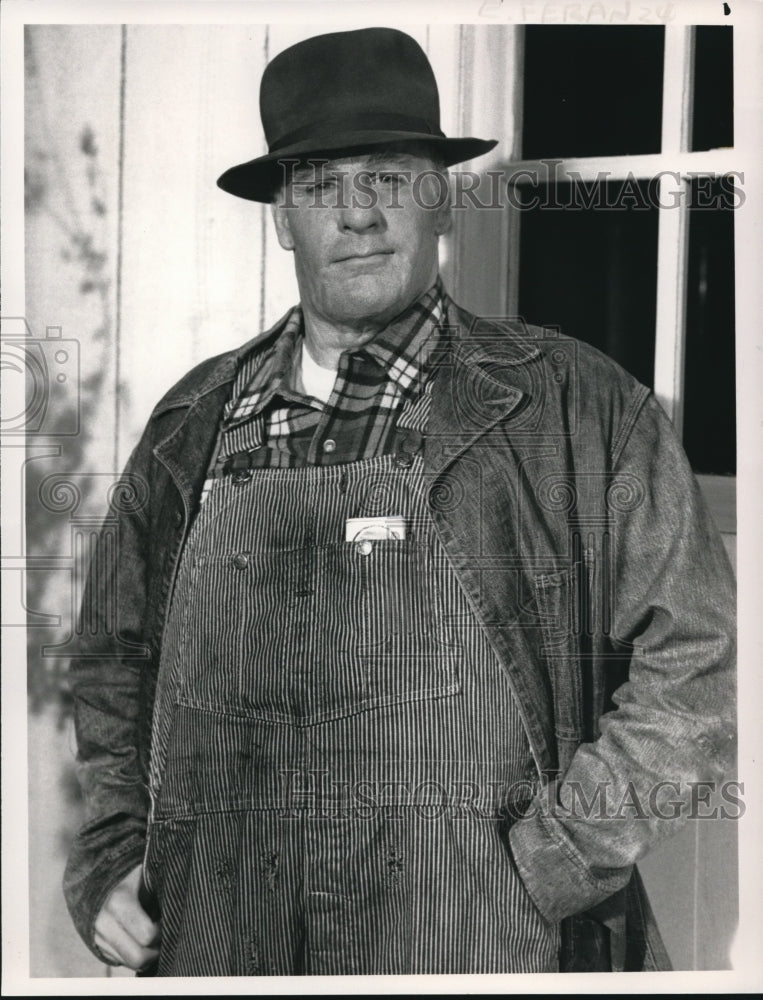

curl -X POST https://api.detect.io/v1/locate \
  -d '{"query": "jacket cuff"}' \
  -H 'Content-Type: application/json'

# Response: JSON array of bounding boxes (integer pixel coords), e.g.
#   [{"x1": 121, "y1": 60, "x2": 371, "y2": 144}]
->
[
  {"x1": 63, "y1": 831, "x2": 146, "y2": 965},
  {"x1": 509, "y1": 806, "x2": 631, "y2": 923}
]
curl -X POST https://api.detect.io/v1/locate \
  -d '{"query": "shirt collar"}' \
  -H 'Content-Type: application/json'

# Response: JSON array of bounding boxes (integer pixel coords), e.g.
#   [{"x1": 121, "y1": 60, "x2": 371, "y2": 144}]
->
[
  {"x1": 360, "y1": 277, "x2": 449, "y2": 391},
  {"x1": 222, "y1": 306, "x2": 303, "y2": 427},
  {"x1": 224, "y1": 278, "x2": 450, "y2": 427}
]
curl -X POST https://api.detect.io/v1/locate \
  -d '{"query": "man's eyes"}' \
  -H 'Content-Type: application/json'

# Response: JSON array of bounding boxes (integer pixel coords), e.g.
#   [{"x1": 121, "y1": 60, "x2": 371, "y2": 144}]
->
[
  {"x1": 289, "y1": 171, "x2": 412, "y2": 202},
  {"x1": 296, "y1": 173, "x2": 407, "y2": 190},
  {"x1": 375, "y1": 172, "x2": 400, "y2": 185},
  {"x1": 295, "y1": 180, "x2": 336, "y2": 195},
  {"x1": 368, "y1": 171, "x2": 408, "y2": 188}
]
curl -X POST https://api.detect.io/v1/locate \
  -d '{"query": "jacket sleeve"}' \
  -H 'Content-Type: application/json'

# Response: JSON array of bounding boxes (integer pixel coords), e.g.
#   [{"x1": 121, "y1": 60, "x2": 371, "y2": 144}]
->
[
  {"x1": 509, "y1": 391, "x2": 737, "y2": 922},
  {"x1": 62, "y1": 432, "x2": 156, "y2": 964}
]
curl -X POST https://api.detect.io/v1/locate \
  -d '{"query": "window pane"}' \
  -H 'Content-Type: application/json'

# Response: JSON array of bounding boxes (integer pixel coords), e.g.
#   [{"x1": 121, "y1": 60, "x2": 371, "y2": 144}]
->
[
  {"x1": 516, "y1": 180, "x2": 658, "y2": 389},
  {"x1": 522, "y1": 27, "x2": 664, "y2": 159},
  {"x1": 682, "y1": 179, "x2": 736, "y2": 474},
  {"x1": 692, "y1": 26, "x2": 733, "y2": 152}
]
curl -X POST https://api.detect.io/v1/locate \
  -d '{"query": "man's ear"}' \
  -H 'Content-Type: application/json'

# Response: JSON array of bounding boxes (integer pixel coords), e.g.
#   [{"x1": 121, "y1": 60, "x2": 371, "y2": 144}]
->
[
  {"x1": 433, "y1": 170, "x2": 453, "y2": 237},
  {"x1": 270, "y1": 202, "x2": 295, "y2": 251},
  {"x1": 434, "y1": 198, "x2": 453, "y2": 237}
]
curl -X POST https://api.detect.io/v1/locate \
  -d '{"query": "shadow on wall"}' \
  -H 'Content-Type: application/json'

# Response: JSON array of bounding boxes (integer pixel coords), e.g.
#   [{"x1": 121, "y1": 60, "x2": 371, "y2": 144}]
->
[
  {"x1": 29, "y1": 708, "x2": 105, "y2": 976},
  {"x1": 25, "y1": 123, "x2": 123, "y2": 977}
]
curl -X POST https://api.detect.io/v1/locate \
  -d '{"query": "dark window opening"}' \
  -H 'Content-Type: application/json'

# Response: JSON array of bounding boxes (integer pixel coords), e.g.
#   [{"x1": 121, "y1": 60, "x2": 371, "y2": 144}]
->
[
  {"x1": 522, "y1": 26, "x2": 665, "y2": 159},
  {"x1": 516, "y1": 180, "x2": 658, "y2": 390},
  {"x1": 682, "y1": 178, "x2": 736, "y2": 475},
  {"x1": 692, "y1": 26, "x2": 734, "y2": 152}
]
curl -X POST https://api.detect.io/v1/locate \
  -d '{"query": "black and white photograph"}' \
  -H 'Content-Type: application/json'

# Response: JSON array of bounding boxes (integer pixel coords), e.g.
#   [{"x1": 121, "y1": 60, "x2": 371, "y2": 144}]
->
[{"x1": 2, "y1": 0, "x2": 762, "y2": 992}]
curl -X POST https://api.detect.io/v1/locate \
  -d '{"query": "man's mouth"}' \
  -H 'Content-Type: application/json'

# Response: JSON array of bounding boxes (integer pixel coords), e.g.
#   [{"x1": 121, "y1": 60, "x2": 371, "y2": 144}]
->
[{"x1": 334, "y1": 250, "x2": 393, "y2": 263}]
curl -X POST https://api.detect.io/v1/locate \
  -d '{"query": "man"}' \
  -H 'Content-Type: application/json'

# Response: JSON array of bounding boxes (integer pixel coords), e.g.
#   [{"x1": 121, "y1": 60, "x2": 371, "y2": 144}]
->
[{"x1": 63, "y1": 28, "x2": 736, "y2": 976}]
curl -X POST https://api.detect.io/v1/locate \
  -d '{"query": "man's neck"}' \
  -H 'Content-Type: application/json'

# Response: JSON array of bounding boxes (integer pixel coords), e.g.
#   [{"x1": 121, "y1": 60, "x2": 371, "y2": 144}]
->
[
  {"x1": 300, "y1": 276, "x2": 440, "y2": 370},
  {"x1": 301, "y1": 313, "x2": 382, "y2": 370}
]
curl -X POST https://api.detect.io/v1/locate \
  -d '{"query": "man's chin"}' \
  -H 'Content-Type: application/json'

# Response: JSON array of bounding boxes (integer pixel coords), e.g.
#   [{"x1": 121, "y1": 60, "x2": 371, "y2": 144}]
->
[{"x1": 322, "y1": 284, "x2": 409, "y2": 328}]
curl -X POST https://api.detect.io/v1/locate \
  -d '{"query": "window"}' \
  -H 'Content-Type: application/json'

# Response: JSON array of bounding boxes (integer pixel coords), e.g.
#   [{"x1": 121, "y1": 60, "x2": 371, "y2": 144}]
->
[{"x1": 448, "y1": 25, "x2": 737, "y2": 524}]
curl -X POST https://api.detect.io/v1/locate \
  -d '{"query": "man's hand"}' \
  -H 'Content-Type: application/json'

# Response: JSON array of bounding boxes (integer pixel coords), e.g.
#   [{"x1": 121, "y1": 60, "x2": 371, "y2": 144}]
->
[{"x1": 94, "y1": 864, "x2": 161, "y2": 971}]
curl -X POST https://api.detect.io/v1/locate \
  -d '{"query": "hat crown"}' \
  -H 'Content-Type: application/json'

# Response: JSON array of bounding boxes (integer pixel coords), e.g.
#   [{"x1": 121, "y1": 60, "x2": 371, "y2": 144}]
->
[{"x1": 260, "y1": 28, "x2": 442, "y2": 152}]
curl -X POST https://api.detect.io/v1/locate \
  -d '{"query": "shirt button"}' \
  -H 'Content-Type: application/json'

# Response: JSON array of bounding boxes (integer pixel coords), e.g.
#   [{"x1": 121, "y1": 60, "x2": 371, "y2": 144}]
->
[
  {"x1": 232, "y1": 553, "x2": 250, "y2": 569},
  {"x1": 174, "y1": 510, "x2": 183, "y2": 526},
  {"x1": 323, "y1": 439, "x2": 337, "y2": 454},
  {"x1": 356, "y1": 540, "x2": 373, "y2": 556}
]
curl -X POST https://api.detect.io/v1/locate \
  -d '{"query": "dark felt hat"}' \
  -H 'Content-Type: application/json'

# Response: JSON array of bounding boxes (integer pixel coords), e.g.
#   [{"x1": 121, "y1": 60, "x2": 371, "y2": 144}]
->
[{"x1": 217, "y1": 27, "x2": 498, "y2": 202}]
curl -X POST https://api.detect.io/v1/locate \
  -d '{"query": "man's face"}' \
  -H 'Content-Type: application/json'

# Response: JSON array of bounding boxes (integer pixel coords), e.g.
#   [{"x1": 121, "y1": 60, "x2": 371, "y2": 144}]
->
[{"x1": 271, "y1": 151, "x2": 451, "y2": 331}]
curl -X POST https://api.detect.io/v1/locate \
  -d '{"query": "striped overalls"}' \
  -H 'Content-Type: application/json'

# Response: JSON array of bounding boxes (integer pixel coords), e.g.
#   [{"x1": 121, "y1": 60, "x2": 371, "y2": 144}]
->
[{"x1": 144, "y1": 447, "x2": 560, "y2": 974}]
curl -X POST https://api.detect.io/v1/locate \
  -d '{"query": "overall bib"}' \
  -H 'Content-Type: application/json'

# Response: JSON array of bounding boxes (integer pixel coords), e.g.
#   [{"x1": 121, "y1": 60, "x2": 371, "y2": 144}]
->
[{"x1": 145, "y1": 449, "x2": 560, "y2": 975}]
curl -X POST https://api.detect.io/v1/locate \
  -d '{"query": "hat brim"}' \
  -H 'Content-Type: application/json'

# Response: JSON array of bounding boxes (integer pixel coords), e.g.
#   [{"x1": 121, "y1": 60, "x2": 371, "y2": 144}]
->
[{"x1": 217, "y1": 132, "x2": 498, "y2": 202}]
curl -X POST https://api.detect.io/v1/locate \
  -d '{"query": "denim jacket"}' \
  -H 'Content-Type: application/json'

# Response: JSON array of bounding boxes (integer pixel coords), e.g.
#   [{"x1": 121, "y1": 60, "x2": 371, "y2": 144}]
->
[{"x1": 63, "y1": 303, "x2": 736, "y2": 972}]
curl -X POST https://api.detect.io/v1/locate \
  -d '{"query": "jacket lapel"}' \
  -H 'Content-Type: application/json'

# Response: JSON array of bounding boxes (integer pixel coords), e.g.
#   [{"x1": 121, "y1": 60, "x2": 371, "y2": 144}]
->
[
  {"x1": 153, "y1": 383, "x2": 233, "y2": 517},
  {"x1": 425, "y1": 302, "x2": 539, "y2": 473},
  {"x1": 425, "y1": 343, "x2": 527, "y2": 474},
  {"x1": 424, "y1": 313, "x2": 557, "y2": 770}
]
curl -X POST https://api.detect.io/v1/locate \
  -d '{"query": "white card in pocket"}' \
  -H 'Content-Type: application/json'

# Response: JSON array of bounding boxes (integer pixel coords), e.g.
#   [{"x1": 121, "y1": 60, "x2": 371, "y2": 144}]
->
[{"x1": 345, "y1": 516, "x2": 407, "y2": 542}]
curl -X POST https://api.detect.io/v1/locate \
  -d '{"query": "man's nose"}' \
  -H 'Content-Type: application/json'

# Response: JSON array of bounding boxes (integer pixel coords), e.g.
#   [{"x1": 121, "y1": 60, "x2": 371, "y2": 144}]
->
[{"x1": 337, "y1": 198, "x2": 385, "y2": 233}]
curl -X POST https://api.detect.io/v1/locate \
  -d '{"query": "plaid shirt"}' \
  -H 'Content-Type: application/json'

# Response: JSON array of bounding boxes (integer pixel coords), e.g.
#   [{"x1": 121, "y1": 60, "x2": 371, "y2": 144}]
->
[{"x1": 202, "y1": 280, "x2": 451, "y2": 498}]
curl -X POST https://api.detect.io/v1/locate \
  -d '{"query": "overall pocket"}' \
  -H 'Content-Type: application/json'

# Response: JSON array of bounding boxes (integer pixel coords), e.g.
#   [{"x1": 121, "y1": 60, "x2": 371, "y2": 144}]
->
[
  {"x1": 176, "y1": 537, "x2": 461, "y2": 725},
  {"x1": 174, "y1": 550, "x2": 249, "y2": 712},
  {"x1": 533, "y1": 569, "x2": 585, "y2": 773},
  {"x1": 355, "y1": 536, "x2": 461, "y2": 709}
]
